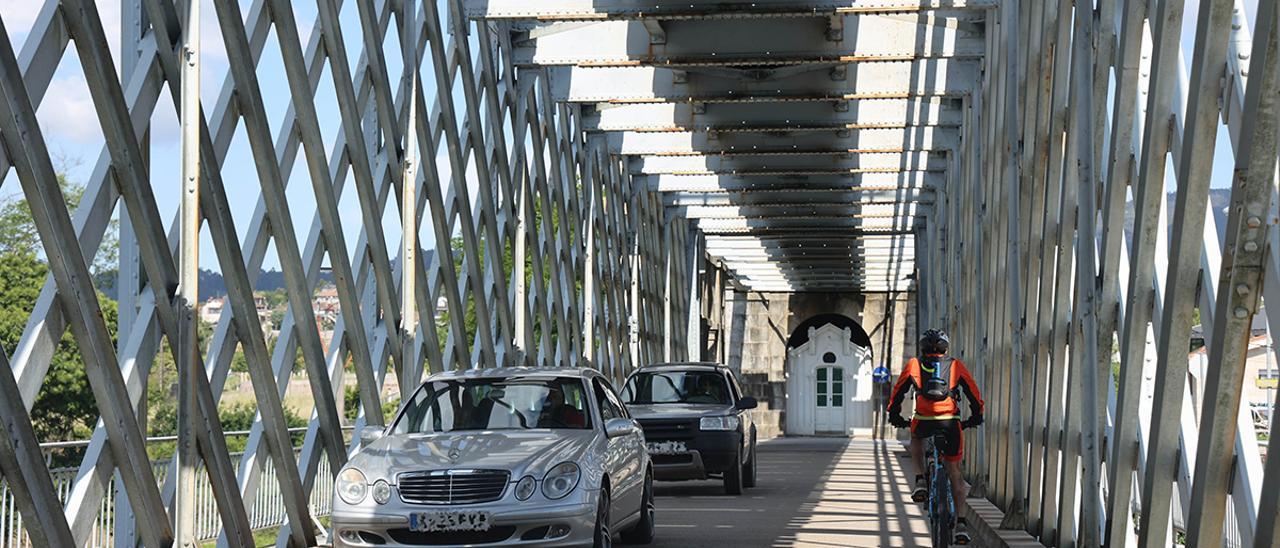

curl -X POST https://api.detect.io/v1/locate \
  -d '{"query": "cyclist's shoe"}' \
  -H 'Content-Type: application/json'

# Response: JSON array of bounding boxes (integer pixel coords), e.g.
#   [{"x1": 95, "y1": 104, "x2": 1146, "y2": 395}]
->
[
  {"x1": 911, "y1": 476, "x2": 927, "y2": 503},
  {"x1": 954, "y1": 520, "x2": 972, "y2": 545}
]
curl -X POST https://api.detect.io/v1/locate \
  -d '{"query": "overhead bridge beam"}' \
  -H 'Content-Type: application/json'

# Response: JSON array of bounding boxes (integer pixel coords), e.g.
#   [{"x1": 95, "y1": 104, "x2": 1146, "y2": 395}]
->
[
  {"x1": 742, "y1": 285, "x2": 914, "y2": 292},
  {"x1": 512, "y1": 17, "x2": 983, "y2": 65},
  {"x1": 547, "y1": 62, "x2": 980, "y2": 102},
  {"x1": 673, "y1": 203, "x2": 926, "y2": 218},
  {"x1": 726, "y1": 262, "x2": 917, "y2": 271},
  {"x1": 708, "y1": 248, "x2": 918, "y2": 257},
  {"x1": 705, "y1": 240, "x2": 916, "y2": 251},
  {"x1": 727, "y1": 270, "x2": 916, "y2": 277},
  {"x1": 586, "y1": 100, "x2": 965, "y2": 132},
  {"x1": 464, "y1": 0, "x2": 999, "y2": 20},
  {"x1": 663, "y1": 190, "x2": 934, "y2": 207},
  {"x1": 642, "y1": 172, "x2": 941, "y2": 192},
  {"x1": 695, "y1": 218, "x2": 918, "y2": 233},
  {"x1": 627, "y1": 151, "x2": 949, "y2": 174},
  {"x1": 608, "y1": 127, "x2": 958, "y2": 155},
  {"x1": 729, "y1": 275, "x2": 917, "y2": 284}
]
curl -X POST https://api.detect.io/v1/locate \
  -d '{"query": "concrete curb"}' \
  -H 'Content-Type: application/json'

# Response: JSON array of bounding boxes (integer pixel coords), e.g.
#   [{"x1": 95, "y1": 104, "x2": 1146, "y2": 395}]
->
[{"x1": 962, "y1": 498, "x2": 1047, "y2": 547}]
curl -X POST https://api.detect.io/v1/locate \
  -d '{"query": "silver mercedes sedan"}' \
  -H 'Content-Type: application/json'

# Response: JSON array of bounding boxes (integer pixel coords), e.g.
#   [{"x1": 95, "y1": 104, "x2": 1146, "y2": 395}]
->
[{"x1": 331, "y1": 367, "x2": 655, "y2": 548}]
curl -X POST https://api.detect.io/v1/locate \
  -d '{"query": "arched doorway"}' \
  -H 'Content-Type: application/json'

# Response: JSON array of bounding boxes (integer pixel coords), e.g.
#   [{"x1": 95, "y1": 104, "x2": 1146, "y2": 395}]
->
[{"x1": 785, "y1": 316, "x2": 873, "y2": 436}]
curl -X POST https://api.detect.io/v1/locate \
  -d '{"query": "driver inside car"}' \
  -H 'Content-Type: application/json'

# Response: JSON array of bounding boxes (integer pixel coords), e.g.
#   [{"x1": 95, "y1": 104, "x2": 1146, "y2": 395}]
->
[
  {"x1": 538, "y1": 387, "x2": 586, "y2": 428},
  {"x1": 684, "y1": 375, "x2": 726, "y2": 404}
]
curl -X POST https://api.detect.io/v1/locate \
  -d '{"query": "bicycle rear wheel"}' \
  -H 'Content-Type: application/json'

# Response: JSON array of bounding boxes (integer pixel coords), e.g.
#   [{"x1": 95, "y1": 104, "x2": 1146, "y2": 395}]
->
[{"x1": 929, "y1": 448, "x2": 954, "y2": 547}]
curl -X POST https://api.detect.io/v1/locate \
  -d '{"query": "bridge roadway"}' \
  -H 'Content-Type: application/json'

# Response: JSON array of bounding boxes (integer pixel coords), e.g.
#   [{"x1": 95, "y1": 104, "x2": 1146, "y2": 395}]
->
[{"x1": 646, "y1": 437, "x2": 1049, "y2": 548}]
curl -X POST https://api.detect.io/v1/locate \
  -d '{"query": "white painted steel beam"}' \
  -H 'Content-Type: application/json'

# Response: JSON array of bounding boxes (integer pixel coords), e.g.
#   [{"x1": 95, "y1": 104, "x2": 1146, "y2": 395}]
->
[
  {"x1": 693, "y1": 217, "x2": 919, "y2": 232},
  {"x1": 463, "y1": 0, "x2": 999, "y2": 19},
  {"x1": 642, "y1": 172, "x2": 942, "y2": 192},
  {"x1": 586, "y1": 100, "x2": 965, "y2": 132},
  {"x1": 673, "y1": 203, "x2": 925, "y2": 218},
  {"x1": 512, "y1": 16, "x2": 983, "y2": 65},
  {"x1": 608, "y1": 127, "x2": 959, "y2": 155},
  {"x1": 547, "y1": 62, "x2": 981, "y2": 102},
  {"x1": 663, "y1": 190, "x2": 934, "y2": 206},
  {"x1": 627, "y1": 151, "x2": 949, "y2": 174}
]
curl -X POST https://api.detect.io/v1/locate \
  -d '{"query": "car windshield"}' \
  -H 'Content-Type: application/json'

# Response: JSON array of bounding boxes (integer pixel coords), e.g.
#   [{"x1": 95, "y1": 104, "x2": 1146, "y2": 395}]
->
[
  {"x1": 621, "y1": 371, "x2": 731, "y2": 405},
  {"x1": 392, "y1": 377, "x2": 591, "y2": 434}
]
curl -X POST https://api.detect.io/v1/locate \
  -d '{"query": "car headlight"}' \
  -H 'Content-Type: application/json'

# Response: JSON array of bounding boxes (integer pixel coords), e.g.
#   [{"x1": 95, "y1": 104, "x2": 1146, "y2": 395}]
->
[
  {"x1": 371, "y1": 479, "x2": 392, "y2": 504},
  {"x1": 700, "y1": 416, "x2": 740, "y2": 431},
  {"x1": 336, "y1": 468, "x2": 368, "y2": 504},
  {"x1": 514, "y1": 475, "x2": 537, "y2": 501},
  {"x1": 541, "y1": 462, "x2": 580, "y2": 500}
]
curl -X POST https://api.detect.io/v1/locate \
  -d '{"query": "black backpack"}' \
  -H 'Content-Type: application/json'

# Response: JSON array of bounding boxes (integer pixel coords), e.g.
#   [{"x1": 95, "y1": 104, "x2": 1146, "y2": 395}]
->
[{"x1": 919, "y1": 356, "x2": 955, "y2": 402}]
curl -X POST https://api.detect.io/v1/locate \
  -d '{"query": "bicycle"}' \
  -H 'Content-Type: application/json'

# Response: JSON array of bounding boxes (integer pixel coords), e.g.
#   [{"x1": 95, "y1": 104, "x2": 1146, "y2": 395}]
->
[
  {"x1": 893, "y1": 420, "x2": 976, "y2": 547},
  {"x1": 923, "y1": 431, "x2": 956, "y2": 548}
]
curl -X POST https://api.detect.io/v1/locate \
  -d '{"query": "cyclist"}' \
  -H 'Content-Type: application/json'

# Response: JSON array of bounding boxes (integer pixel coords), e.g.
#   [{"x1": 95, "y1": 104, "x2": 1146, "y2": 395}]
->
[{"x1": 886, "y1": 329, "x2": 984, "y2": 545}]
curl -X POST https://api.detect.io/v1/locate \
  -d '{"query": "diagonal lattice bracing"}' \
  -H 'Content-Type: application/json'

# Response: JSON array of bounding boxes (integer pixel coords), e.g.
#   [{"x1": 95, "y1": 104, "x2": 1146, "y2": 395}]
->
[{"x1": 0, "y1": 0, "x2": 694, "y2": 545}]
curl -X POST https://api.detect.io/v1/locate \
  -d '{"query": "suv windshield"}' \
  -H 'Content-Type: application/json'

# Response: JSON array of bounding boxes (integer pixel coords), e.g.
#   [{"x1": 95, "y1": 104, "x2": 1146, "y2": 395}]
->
[
  {"x1": 622, "y1": 371, "x2": 731, "y2": 405},
  {"x1": 392, "y1": 377, "x2": 591, "y2": 434}
]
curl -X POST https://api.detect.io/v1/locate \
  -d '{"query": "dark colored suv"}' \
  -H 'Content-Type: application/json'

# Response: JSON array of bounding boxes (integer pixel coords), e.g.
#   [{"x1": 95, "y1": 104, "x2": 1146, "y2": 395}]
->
[{"x1": 620, "y1": 362, "x2": 758, "y2": 495}]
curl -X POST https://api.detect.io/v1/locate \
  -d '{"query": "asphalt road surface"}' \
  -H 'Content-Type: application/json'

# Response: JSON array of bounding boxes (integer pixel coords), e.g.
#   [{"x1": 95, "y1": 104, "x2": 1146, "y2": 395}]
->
[{"x1": 646, "y1": 437, "x2": 933, "y2": 548}]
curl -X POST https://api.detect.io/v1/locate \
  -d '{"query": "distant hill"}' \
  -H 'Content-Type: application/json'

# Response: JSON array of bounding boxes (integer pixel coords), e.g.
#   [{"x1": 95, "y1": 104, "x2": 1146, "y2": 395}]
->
[
  {"x1": 1122, "y1": 188, "x2": 1233, "y2": 244},
  {"x1": 95, "y1": 268, "x2": 334, "y2": 301}
]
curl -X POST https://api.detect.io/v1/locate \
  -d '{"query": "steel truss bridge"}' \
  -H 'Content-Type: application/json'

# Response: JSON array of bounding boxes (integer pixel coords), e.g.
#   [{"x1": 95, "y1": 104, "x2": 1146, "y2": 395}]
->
[{"x1": 0, "y1": 0, "x2": 1277, "y2": 547}]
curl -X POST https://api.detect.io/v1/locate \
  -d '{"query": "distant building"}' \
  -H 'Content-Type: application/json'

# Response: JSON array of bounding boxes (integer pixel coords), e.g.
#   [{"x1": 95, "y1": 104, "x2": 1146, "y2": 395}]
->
[
  {"x1": 1188, "y1": 333, "x2": 1276, "y2": 433},
  {"x1": 199, "y1": 297, "x2": 225, "y2": 324},
  {"x1": 313, "y1": 285, "x2": 341, "y2": 326}
]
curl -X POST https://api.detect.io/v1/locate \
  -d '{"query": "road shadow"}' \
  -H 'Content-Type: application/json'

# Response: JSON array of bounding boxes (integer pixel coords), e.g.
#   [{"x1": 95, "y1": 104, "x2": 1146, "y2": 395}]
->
[{"x1": 649, "y1": 437, "x2": 930, "y2": 547}]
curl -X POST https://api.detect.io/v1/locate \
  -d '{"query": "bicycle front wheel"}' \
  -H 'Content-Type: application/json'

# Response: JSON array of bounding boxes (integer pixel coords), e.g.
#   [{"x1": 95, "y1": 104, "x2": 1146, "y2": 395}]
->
[{"x1": 930, "y1": 464, "x2": 954, "y2": 547}]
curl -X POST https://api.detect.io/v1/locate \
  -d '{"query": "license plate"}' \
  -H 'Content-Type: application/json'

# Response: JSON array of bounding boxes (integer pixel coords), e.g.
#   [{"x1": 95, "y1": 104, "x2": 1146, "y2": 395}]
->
[
  {"x1": 409, "y1": 510, "x2": 492, "y2": 532},
  {"x1": 647, "y1": 441, "x2": 687, "y2": 455}
]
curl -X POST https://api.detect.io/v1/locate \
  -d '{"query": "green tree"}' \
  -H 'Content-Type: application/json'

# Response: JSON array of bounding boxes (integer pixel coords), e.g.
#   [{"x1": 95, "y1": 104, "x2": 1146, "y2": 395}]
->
[
  {"x1": 344, "y1": 384, "x2": 400, "y2": 424},
  {"x1": 0, "y1": 173, "x2": 118, "y2": 276},
  {"x1": 0, "y1": 252, "x2": 111, "y2": 453}
]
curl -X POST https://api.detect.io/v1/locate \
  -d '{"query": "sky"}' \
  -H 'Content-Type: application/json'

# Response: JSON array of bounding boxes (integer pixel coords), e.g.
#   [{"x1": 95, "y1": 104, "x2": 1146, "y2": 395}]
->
[
  {"x1": 0, "y1": 0, "x2": 471, "y2": 273},
  {"x1": 1180, "y1": 0, "x2": 1261, "y2": 193},
  {"x1": 0, "y1": 0, "x2": 1267, "y2": 273}
]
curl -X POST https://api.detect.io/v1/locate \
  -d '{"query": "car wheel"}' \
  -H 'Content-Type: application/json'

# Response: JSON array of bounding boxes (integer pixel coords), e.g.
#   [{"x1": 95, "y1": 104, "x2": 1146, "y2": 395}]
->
[
  {"x1": 621, "y1": 471, "x2": 655, "y2": 544},
  {"x1": 723, "y1": 446, "x2": 744, "y2": 495},
  {"x1": 742, "y1": 440, "x2": 758, "y2": 488},
  {"x1": 594, "y1": 486, "x2": 612, "y2": 548}
]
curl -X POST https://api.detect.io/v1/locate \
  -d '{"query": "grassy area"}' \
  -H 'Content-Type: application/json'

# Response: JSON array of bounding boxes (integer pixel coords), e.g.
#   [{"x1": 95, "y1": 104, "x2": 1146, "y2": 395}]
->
[
  {"x1": 198, "y1": 518, "x2": 330, "y2": 548},
  {"x1": 198, "y1": 527, "x2": 280, "y2": 548}
]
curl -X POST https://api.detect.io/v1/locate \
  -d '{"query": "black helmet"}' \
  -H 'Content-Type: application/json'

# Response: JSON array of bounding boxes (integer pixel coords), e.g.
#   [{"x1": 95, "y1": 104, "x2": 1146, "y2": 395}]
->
[{"x1": 919, "y1": 329, "x2": 950, "y2": 355}]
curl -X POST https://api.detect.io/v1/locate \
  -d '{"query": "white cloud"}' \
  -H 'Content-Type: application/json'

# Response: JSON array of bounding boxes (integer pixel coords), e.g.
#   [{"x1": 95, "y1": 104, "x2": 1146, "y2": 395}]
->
[
  {"x1": 0, "y1": 0, "x2": 45, "y2": 37},
  {"x1": 37, "y1": 76, "x2": 101, "y2": 144}
]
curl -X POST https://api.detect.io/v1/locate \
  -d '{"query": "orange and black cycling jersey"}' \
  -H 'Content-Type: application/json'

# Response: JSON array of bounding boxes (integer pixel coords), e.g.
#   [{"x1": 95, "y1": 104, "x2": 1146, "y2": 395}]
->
[{"x1": 886, "y1": 354, "x2": 984, "y2": 420}]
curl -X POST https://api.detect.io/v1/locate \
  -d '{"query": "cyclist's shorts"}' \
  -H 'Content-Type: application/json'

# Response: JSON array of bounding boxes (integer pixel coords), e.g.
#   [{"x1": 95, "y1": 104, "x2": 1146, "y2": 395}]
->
[{"x1": 911, "y1": 418, "x2": 963, "y2": 462}]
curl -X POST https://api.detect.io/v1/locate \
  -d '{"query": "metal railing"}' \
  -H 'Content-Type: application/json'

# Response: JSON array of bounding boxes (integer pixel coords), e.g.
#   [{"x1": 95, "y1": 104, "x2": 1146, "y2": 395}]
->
[{"x1": 0, "y1": 429, "x2": 336, "y2": 547}]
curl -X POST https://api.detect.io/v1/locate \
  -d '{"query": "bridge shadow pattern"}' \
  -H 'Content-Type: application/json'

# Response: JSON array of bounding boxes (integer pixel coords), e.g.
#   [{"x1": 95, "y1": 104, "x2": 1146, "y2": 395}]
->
[{"x1": 648, "y1": 438, "x2": 931, "y2": 547}]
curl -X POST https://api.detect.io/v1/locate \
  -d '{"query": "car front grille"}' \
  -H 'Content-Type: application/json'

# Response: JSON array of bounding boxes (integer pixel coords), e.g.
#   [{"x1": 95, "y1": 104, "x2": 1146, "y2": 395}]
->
[
  {"x1": 636, "y1": 418, "x2": 699, "y2": 441},
  {"x1": 387, "y1": 527, "x2": 516, "y2": 545},
  {"x1": 397, "y1": 469, "x2": 510, "y2": 505},
  {"x1": 651, "y1": 453, "x2": 695, "y2": 466}
]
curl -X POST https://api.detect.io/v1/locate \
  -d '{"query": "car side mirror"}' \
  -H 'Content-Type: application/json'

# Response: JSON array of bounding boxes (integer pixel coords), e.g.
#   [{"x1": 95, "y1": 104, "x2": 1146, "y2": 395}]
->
[
  {"x1": 359, "y1": 425, "x2": 385, "y2": 445},
  {"x1": 605, "y1": 418, "x2": 634, "y2": 438},
  {"x1": 736, "y1": 396, "x2": 759, "y2": 410}
]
